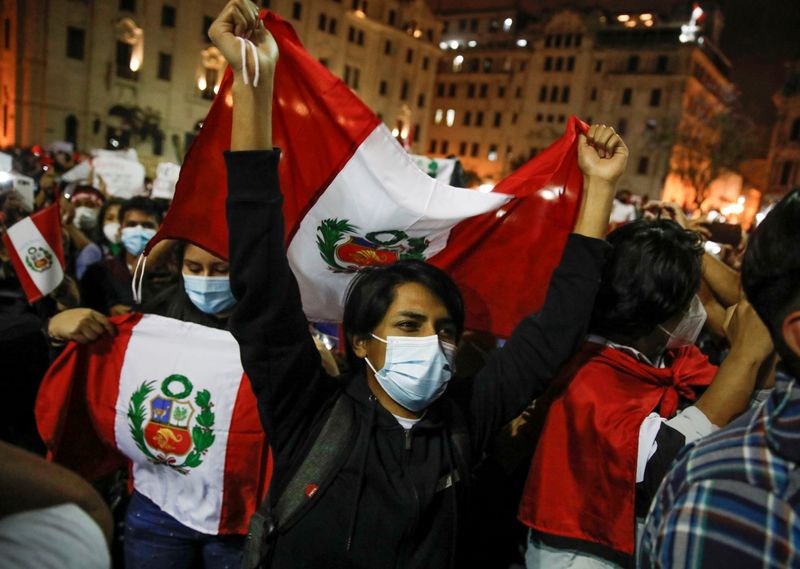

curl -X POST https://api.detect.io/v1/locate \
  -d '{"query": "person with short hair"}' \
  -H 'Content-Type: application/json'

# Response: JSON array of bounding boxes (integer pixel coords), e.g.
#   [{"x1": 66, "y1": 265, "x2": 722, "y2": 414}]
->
[
  {"x1": 639, "y1": 188, "x2": 800, "y2": 569},
  {"x1": 519, "y1": 219, "x2": 774, "y2": 568}
]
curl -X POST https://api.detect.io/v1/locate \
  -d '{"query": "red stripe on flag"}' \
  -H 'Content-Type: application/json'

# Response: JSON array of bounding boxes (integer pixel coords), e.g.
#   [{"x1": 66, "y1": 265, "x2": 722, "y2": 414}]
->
[
  {"x1": 148, "y1": 10, "x2": 380, "y2": 260},
  {"x1": 36, "y1": 313, "x2": 143, "y2": 480},
  {"x1": 218, "y1": 373, "x2": 273, "y2": 534},
  {"x1": 430, "y1": 117, "x2": 588, "y2": 337}
]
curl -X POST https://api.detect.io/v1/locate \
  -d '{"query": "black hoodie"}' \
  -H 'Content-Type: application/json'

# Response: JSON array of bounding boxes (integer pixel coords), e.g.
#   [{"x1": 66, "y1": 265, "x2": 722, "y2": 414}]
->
[{"x1": 225, "y1": 150, "x2": 609, "y2": 568}]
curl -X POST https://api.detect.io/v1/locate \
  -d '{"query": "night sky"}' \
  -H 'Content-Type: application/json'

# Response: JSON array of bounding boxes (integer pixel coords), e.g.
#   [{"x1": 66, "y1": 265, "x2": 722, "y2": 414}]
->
[{"x1": 432, "y1": 0, "x2": 800, "y2": 151}]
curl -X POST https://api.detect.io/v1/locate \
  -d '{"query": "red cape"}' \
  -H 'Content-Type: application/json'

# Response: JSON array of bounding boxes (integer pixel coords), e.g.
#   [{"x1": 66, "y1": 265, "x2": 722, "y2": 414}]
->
[{"x1": 518, "y1": 341, "x2": 716, "y2": 555}]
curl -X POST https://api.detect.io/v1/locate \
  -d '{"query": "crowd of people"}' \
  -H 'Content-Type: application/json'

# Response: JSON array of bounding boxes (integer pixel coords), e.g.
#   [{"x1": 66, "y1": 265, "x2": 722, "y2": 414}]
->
[{"x1": 1, "y1": 1, "x2": 798, "y2": 568}]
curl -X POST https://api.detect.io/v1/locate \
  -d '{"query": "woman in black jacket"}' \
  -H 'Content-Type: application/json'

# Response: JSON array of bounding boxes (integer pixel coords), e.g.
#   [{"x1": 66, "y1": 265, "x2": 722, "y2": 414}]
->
[{"x1": 212, "y1": 1, "x2": 628, "y2": 567}]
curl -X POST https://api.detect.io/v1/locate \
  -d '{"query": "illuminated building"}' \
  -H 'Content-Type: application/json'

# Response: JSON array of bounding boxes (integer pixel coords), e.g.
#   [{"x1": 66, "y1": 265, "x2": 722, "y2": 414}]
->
[{"x1": 766, "y1": 58, "x2": 800, "y2": 198}]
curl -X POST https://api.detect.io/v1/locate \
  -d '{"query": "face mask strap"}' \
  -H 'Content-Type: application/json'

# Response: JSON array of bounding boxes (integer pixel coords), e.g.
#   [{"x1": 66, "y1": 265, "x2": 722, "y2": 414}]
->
[
  {"x1": 370, "y1": 333, "x2": 388, "y2": 344},
  {"x1": 131, "y1": 252, "x2": 147, "y2": 305},
  {"x1": 237, "y1": 37, "x2": 260, "y2": 87}
]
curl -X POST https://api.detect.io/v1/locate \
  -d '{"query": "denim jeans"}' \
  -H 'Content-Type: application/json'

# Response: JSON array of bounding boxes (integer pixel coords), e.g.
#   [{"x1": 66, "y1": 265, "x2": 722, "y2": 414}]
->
[{"x1": 124, "y1": 491, "x2": 245, "y2": 569}]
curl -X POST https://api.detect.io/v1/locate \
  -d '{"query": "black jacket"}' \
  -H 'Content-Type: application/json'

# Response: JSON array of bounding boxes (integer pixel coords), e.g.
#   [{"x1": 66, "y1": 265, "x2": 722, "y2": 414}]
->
[{"x1": 225, "y1": 150, "x2": 609, "y2": 568}]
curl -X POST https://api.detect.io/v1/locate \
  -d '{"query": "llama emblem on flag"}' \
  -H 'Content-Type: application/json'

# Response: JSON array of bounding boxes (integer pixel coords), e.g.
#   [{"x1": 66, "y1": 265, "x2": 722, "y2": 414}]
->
[
  {"x1": 316, "y1": 218, "x2": 430, "y2": 273},
  {"x1": 127, "y1": 374, "x2": 216, "y2": 475},
  {"x1": 24, "y1": 245, "x2": 54, "y2": 273}
]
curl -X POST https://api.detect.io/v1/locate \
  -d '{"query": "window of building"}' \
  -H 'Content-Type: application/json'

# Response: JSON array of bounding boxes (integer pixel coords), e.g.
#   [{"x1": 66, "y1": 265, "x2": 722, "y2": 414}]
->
[
  {"x1": 66, "y1": 27, "x2": 85, "y2": 60},
  {"x1": 493, "y1": 112, "x2": 502, "y2": 127},
  {"x1": 344, "y1": 64, "x2": 360, "y2": 89},
  {"x1": 565, "y1": 34, "x2": 573, "y2": 48},
  {"x1": 637, "y1": 156, "x2": 649, "y2": 175},
  {"x1": 459, "y1": 19, "x2": 467, "y2": 31},
  {"x1": 161, "y1": 5, "x2": 176, "y2": 27},
  {"x1": 202, "y1": 15, "x2": 213, "y2": 39},
  {"x1": 790, "y1": 118, "x2": 800, "y2": 141},
  {"x1": 567, "y1": 56, "x2": 575, "y2": 71},
  {"x1": 545, "y1": 35, "x2": 552, "y2": 48},
  {"x1": 488, "y1": 144, "x2": 498, "y2": 161},
  {"x1": 446, "y1": 109, "x2": 455, "y2": 127},
  {"x1": 115, "y1": 41, "x2": 138, "y2": 80},
  {"x1": 467, "y1": 83, "x2": 475, "y2": 98},
  {"x1": 463, "y1": 111, "x2": 472, "y2": 126},
  {"x1": 448, "y1": 83, "x2": 457, "y2": 97},
  {"x1": 590, "y1": 87, "x2": 597, "y2": 101},
  {"x1": 470, "y1": 18, "x2": 478, "y2": 32},
  {"x1": 434, "y1": 109, "x2": 443, "y2": 125},
  {"x1": 515, "y1": 86, "x2": 523, "y2": 98},
  {"x1": 329, "y1": 18, "x2": 337, "y2": 34},
  {"x1": 429, "y1": 139, "x2": 437, "y2": 153},
  {"x1": 318, "y1": 13, "x2": 327, "y2": 31},
  {"x1": 536, "y1": 113, "x2": 543, "y2": 122},
  {"x1": 575, "y1": 34, "x2": 583, "y2": 47},
  {"x1": 417, "y1": 93, "x2": 425, "y2": 108},
  {"x1": 555, "y1": 57, "x2": 563, "y2": 71},
  {"x1": 621, "y1": 88, "x2": 632, "y2": 105},
  {"x1": 650, "y1": 88, "x2": 662, "y2": 107},
  {"x1": 436, "y1": 83, "x2": 445, "y2": 97},
  {"x1": 384, "y1": 40, "x2": 392, "y2": 55},
  {"x1": 780, "y1": 161, "x2": 794, "y2": 185},
  {"x1": 561, "y1": 86, "x2": 570, "y2": 103},
  {"x1": 519, "y1": 61, "x2": 527, "y2": 72},
  {"x1": 656, "y1": 55, "x2": 669, "y2": 73},
  {"x1": 544, "y1": 56, "x2": 552, "y2": 71},
  {"x1": 459, "y1": 141, "x2": 467, "y2": 155},
  {"x1": 157, "y1": 52, "x2": 172, "y2": 80},
  {"x1": 422, "y1": 56, "x2": 429, "y2": 70},
  {"x1": 65, "y1": 115, "x2": 78, "y2": 146},
  {"x1": 406, "y1": 49, "x2": 414, "y2": 64},
  {"x1": 498, "y1": 85, "x2": 506, "y2": 98},
  {"x1": 441, "y1": 140, "x2": 449, "y2": 153},
  {"x1": 4, "y1": 18, "x2": 9, "y2": 50},
  {"x1": 479, "y1": 83, "x2": 488, "y2": 98},
  {"x1": 471, "y1": 142, "x2": 479, "y2": 157},
  {"x1": 401, "y1": 80, "x2": 409, "y2": 100},
  {"x1": 512, "y1": 112, "x2": 518, "y2": 124},
  {"x1": 388, "y1": 9, "x2": 396, "y2": 26},
  {"x1": 627, "y1": 55, "x2": 640, "y2": 72},
  {"x1": 483, "y1": 58, "x2": 492, "y2": 72},
  {"x1": 554, "y1": 34, "x2": 562, "y2": 48},
  {"x1": 379, "y1": 80, "x2": 388, "y2": 95},
  {"x1": 617, "y1": 118, "x2": 628, "y2": 135},
  {"x1": 539, "y1": 86, "x2": 547, "y2": 102},
  {"x1": 594, "y1": 60, "x2": 603, "y2": 72},
  {"x1": 549, "y1": 85, "x2": 559, "y2": 102},
  {"x1": 120, "y1": 0, "x2": 136, "y2": 11},
  {"x1": 558, "y1": 115, "x2": 565, "y2": 123},
  {"x1": 292, "y1": 2, "x2": 302, "y2": 20},
  {"x1": 475, "y1": 111, "x2": 484, "y2": 127},
  {"x1": 546, "y1": 114, "x2": 554, "y2": 123}
]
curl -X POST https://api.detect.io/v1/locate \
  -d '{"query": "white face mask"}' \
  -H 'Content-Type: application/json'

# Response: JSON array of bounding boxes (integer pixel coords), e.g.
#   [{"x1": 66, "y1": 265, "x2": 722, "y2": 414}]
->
[
  {"x1": 73, "y1": 206, "x2": 99, "y2": 231},
  {"x1": 658, "y1": 295, "x2": 707, "y2": 349},
  {"x1": 103, "y1": 222, "x2": 121, "y2": 244},
  {"x1": 365, "y1": 334, "x2": 456, "y2": 413}
]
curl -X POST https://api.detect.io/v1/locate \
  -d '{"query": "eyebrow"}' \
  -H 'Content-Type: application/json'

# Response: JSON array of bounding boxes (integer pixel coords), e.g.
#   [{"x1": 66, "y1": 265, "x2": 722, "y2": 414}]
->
[{"x1": 394, "y1": 311, "x2": 455, "y2": 327}]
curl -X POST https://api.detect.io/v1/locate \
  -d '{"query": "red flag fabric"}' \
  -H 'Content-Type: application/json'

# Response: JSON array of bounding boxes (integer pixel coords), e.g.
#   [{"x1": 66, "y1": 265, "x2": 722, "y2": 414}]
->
[
  {"x1": 148, "y1": 10, "x2": 586, "y2": 337},
  {"x1": 2, "y1": 203, "x2": 66, "y2": 303},
  {"x1": 36, "y1": 313, "x2": 272, "y2": 535},
  {"x1": 518, "y1": 342, "x2": 717, "y2": 555}
]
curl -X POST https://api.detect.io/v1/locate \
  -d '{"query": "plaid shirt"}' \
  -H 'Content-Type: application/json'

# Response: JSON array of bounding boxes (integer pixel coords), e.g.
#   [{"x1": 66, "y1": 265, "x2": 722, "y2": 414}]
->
[{"x1": 638, "y1": 369, "x2": 800, "y2": 568}]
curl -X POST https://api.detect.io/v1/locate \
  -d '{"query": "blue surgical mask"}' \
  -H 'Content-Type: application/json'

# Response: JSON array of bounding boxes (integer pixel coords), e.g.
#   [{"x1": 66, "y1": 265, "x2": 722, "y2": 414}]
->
[
  {"x1": 183, "y1": 274, "x2": 236, "y2": 315},
  {"x1": 365, "y1": 334, "x2": 456, "y2": 412},
  {"x1": 121, "y1": 225, "x2": 156, "y2": 256}
]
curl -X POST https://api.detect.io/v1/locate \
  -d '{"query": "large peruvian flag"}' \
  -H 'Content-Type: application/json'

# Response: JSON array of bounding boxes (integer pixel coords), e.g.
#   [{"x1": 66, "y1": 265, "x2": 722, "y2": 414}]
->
[
  {"x1": 148, "y1": 11, "x2": 585, "y2": 337},
  {"x1": 2, "y1": 203, "x2": 65, "y2": 303},
  {"x1": 36, "y1": 313, "x2": 272, "y2": 535}
]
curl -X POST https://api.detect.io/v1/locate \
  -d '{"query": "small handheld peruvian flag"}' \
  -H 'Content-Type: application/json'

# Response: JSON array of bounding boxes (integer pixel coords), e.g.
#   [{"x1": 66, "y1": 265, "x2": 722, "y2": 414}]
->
[{"x1": 2, "y1": 203, "x2": 65, "y2": 303}]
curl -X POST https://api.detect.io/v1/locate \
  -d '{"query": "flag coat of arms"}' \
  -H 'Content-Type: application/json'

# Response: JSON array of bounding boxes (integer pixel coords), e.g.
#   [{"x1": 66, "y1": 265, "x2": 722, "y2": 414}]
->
[
  {"x1": 36, "y1": 313, "x2": 272, "y2": 535},
  {"x1": 2, "y1": 203, "x2": 65, "y2": 303},
  {"x1": 147, "y1": 11, "x2": 586, "y2": 338}
]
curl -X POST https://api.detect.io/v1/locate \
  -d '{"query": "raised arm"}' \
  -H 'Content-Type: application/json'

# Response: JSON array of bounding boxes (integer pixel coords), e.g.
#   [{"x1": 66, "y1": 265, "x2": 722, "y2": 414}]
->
[
  {"x1": 211, "y1": 0, "x2": 335, "y2": 458},
  {"x1": 463, "y1": 125, "x2": 625, "y2": 451}
]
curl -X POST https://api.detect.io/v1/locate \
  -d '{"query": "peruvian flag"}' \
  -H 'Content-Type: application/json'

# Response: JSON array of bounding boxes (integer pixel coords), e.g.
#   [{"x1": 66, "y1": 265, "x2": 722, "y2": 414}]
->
[
  {"x1": 36, "y1": 313, "x2": 272, "y2": 535},
  {"x1": 2, "y1": 203, "x2": 65, "y2": 303},
  {"x1": 148, "y1": 11, "x2": 585, "y2": 337}
]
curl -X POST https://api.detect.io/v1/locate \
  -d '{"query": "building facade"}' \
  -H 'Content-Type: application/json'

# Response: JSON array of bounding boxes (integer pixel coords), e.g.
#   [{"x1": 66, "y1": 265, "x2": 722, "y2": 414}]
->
[
  {"x1": 428, "y1": 3, "x2": 734, "y2": 204},
  {"x1": 766, "y1": 59, "x2": 800, "y2": 198},
  {"x1": 0, "y1": 0, "x2": 441, "y2": 169}
]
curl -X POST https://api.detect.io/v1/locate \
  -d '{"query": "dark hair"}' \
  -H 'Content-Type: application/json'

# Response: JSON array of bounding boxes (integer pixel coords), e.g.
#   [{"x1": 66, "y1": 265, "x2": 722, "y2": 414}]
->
[
  {"x1": 742, "y1": 189, "x2": 800, "y2": 359},
  {"x1": 590, "y1": 219, "x2": 704, "y2": 340},
  {"x1": 140, "y1": 241, "x2": 229, "y2": 330},
  {"x1": 119, "y1": 196, "x2": 162, "y2": 225},
  {"x1": 342, "y1": 260, "x2": 464, "y2": 371}
]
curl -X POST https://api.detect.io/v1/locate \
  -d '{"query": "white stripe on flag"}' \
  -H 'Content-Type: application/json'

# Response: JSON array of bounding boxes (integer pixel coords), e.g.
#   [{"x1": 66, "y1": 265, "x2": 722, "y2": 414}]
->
[
  {"x1": 6, "y1": 216, "x2": 64, "y2": 297},
  {"x1": 288, "y1": 124, "x2": 511, "y2": 321},
  {"x1": 113, "y1": 315, "x2": 245, "y2": 534}
]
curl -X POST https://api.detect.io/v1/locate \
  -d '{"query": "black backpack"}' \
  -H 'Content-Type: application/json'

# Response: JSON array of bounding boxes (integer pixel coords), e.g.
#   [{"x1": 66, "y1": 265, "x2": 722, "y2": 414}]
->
[{"x1": 241, "y1": 393, "x2": 471, "y2": 569}]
